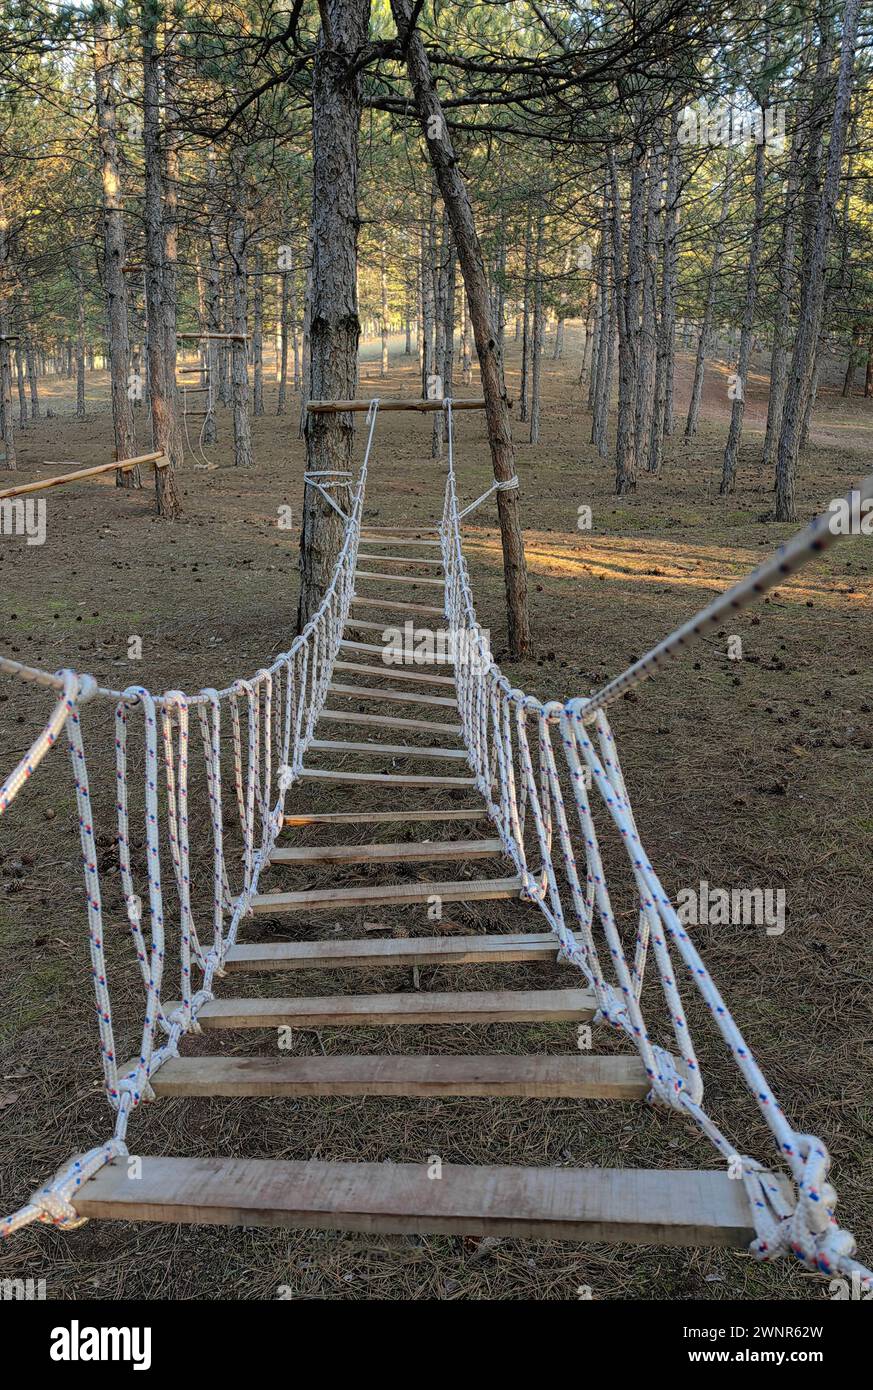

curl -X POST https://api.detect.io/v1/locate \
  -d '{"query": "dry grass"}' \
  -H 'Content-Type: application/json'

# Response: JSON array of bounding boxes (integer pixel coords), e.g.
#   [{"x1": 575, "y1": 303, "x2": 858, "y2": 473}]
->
[{"x1": 0, "y1": 330, "x2": 871, "y2": 1301}]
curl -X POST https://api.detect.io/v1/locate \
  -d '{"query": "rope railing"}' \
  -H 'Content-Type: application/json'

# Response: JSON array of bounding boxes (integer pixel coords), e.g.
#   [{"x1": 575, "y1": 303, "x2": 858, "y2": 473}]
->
[
  {"x1": 440, "y1": 399, "x2": 872, "y2": 1287},
  {"x1": 0, "y1": 401, "x2": 379, "y2": 1237}
]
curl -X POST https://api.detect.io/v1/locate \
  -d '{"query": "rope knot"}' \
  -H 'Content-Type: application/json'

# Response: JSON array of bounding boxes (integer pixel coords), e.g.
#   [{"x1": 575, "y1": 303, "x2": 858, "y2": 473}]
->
[{"x1": 28, "y1": 1139, "x2": 127, "y2": 1231}]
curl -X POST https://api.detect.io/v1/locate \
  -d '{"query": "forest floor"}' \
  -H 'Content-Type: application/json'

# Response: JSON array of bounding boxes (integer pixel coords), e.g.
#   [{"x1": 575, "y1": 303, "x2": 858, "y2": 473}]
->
[{"x1": 1, "y1": 330, "x2": 871, "y2": 1301}]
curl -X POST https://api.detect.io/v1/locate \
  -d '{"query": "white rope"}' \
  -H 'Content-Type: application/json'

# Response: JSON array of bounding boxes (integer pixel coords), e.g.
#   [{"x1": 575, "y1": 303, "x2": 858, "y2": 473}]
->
[
  {"x1": 439, "y1": 397, "x2": 872, "y2": 1288},
  {"x1": 457, "y1": 473, "x2": 519, "y2": 520},
  {"x1": 0, "y1": 399, "x2": 380, "y2": 1237},
  {"x1": 303, "y1": 470, "x2": 354, "y2": 523}
]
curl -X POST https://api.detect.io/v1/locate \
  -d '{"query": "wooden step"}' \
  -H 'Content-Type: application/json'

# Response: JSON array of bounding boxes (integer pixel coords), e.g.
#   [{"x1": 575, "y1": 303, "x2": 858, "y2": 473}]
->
[
  {"x1": 355, "y1": 570, "x2": 444, "y2": 587},
  {"x1": 356, "y1": 554, "x2": 442, "y2": 568},
  {"x1": 360, "y1": 534, "x2": 441, "y2": 544},
  {"x1": 327, "y1": 683, "x2": 457, "y2": 709},
  {"x1": 74, "y1": 1156, "x2": 771, "y2": 1246},
  {"x1": 252, "y1": 874, "x2": 519, "y2": 913},
  {"x1": 268, "y1": 837, "x2": 503, "y2": 867},
  {"x1": 307, "y1": 738, "x2": 467, "y2": 761},
  {"x1": 141, "y1": 1053, "x2": 648, "y2": 1100},
  {"x1": 298, "y1": 768, "x2": 476, "y2": 791},
  {"x1": 351, "y1": 596, "x2": 444, "y2": 617},
  {"x1": 225, "y1": 930, "x2": 571, "y2": 971},
  {"x1": 317, "y1": 708, "x2": 462, "y2": 737},
  {"x1": 342, "y1": 618, "x2": 407, "y2": 634},
  {"x1": 180, "y1": 986, "x2": 593, "y2": 1028},
  {"x1": 340, "y1": 639, "x2": 452, "y2": 666},
  {"x1": 283, "y1": 808, "x2": 487, "y2": 827},
  {"x1": 333, "y1": 661, "x2": 455, "y2": 687}
]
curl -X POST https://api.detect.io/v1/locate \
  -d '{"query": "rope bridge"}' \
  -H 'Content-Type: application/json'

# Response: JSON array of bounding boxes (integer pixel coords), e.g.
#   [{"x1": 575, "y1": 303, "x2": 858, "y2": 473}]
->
[{"x1": 0, "y1": 396, "x2": 870, "y2": 1288}]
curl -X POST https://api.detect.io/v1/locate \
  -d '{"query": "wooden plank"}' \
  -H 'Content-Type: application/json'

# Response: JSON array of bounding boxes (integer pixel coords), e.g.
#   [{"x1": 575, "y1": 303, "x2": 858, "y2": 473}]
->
[
  {"x1": 74, "y1": 1157, "x2": 765, "y2": 1246},
  {"x1": 317, "y1": 708, "x2": 462, "y2": 736},
  {"x1": 307, "y1": 738, "x2": 467, "y2": 761},
  {"x1": 356, "y1": 554, "x2": 443, "y2": 568},
  {"x1": 140, "y1": 1053, "x2": 648, "y2": 1100},
  {"x1": 308, "y1": 397, "x2": 486, "y2": 413},
  {"x1": 251, "y1": 874, "x2": 521, "y2": 912},
  {"x1": 283, "y1": 808, "x2": 487, "y2": 827},
  {"x1": 333, "y1": 661, "x2": 455, "y2": 687},
  {"x1": 178, "y1": 986, "x2": 593, "y2": 1028},
  {"x1": 225, "y1": 930, "x2": 570, "y2": 971},
  {"x1": 299, "y1": 768, "x2": 475, "y2": 790},
  {"x1": 359, "y1": 535, "x2": 441, "y2": 545},
  {"x1": 350, "y1": 596, "x2": 444, "y2": 616},
  {"x1": 0, "y1": 453, "x2": 165, "y2": 500},
  {"x1": 355, "y1": 570, "x2": 444, "y2": 587},
  {"x1": 339, "y1": 639, "x2": 452, "y2": 664},
  {"x1": 327, "y1": 683, "x2": 457, "y2": 709},
  {"x1": 268, "y1": 837, "x2": 503, "y2": 867}
]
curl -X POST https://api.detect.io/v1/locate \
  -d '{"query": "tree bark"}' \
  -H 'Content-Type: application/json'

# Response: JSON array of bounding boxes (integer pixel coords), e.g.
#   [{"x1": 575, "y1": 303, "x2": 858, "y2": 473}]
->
[
  {"x1": 391, "y1": 0, "x2": 530, "y2": 655},
  {"x1": 229, "y1": 176, "x2": 253, "y2": 466},
  {"x1": 609, "y1": 144, "x2": 643, "y2": 495},
  {"x1": 685, "y1": 156, "x2": 732, "y2": 441},
  {"x1": 529, "y1": 192, "x2": 545, "y2": 444},
  {"x1": 94, "y1": 12, "x2": 137, "y2": 481},
  {"x1": 252, "y1": 245, "x2": 264, "y2": 416},
  {"x1": 297, "y1": 0, "x2": 370, "y2": 630},
  {"x1": 762, "y1": 106, "x2": 804, "y2": 467},
  {"x1": 74, "y1": 257, "x2": 86, "y2": 420},
  {"x1": 142, "y1": 0, "x2": 181, "y2": 517},
  {"x1": 720, "y1": 134, "x2": 766, "y2": 494},
  {"x1": 775, "y1": 0, "x2": 861, "y2": 520},
  {"x1": 0, "y1": 192, "x2": 14, "y2": 469}
]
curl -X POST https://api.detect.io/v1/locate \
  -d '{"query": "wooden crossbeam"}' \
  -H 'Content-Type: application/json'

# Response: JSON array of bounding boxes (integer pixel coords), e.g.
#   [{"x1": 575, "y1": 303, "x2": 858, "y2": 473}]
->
[
  {"x1": 308, "y1": 398, "x2": 486, "y2": 413},
  {"x1": 135, "y1": 1054, "x2": 649, "y2": 1100},
  {"x1": 251, "y1": 873, "x2": 520, "y2": 912},
  {"x1": 268, "y1": 836, "x2": 502, "y2": 866},
  {"x1": 173, "y1": 986, "x2": 592, "y2": 1027},
  {"x1": 0, "y1": 453, "x2": 167, "y2": 501},
  {"x1": 73, "y1": 1157, "x2": 769, "y2": 1246},
  {"x1": 224, "y1": 930, "x2": 572, "y2": 971}
]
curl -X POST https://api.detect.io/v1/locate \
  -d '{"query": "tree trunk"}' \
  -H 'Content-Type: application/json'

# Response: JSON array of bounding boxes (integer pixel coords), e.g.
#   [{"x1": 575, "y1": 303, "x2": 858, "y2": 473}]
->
[
  {"x1": 379, "y1": 241, "x2": 389, "y2": 377},
  {"x1": 720, "y1": 133, "x2": 766, "y2": 494},
  {"x1": 529, "y1": 193, "x2": 545, "y2": 444},
  {"x1": 142, "y1": 2, "x2": 181, "y2": 517},
  {"x1": 297, "y1": 0, "x2": 369, "y2": 629},
  {"x1": 229, "y1": 178, "x2": 253, "y2": 466},
  {"x1": 609, "y1": 144, "x2": 643, "y2": 495},
  {"x1": 253, "y1": 245, "x2": 264, "y2": 416},
  {"x1": 74, "y1": 259, "x2": 86, "y2": 420},
  {"x1": 685, "y1": 155, "x2": 732, "y2": 441},
  {"x1": 519, "y1": 204, "x2": 532, "y2": 421},
  {"x1": 277, "y1": 264, "x2": 289, "y2": 414},
  {"x1": 0, "y1": 193, "x2": 14, "y2": 469},
  {"x1": 391, "y1": 0, "x2": 530, "y2": 656},
  {"x1": 25, "y1": 335, "x2": 40, "y2": 419},
  {"x1": 94, "y1": 12, "x2": 136, "y2": 482},
  {"x1": 14, "y1": 340, "x2": 27, "y2": 426},
  {"x1": 775, "y1": 0, "x2": 860, "y2": 521},
  {"x1": 420, "y1": 191, "x2": 436, "y2": 397},
  {"x1": 297, "y1": 234, "x2": 313, "y2": 437},
  {"x1": 762, "y1": 114, "x2": 804, "y2": 467},
  {"x1": 635, "y1": 146, "x2": 661, "y2": 463}
]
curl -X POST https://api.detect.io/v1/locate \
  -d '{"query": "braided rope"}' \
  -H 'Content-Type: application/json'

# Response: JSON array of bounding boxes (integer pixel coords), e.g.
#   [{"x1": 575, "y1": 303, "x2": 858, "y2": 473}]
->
[
  {"x1": 440, "y1": 399, "x2": 872, "y2": 1287},
  {"x1": 0, "y1": 400, "x2": 379, "y2": 1236}
]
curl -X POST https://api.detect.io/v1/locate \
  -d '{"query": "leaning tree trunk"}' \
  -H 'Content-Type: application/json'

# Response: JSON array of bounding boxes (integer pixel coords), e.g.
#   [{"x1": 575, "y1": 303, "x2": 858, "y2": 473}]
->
[
  {"x1": 297, "y1": 0, "x2": 370, "y2": 629},
  {"x1": 94, "y1": 13, "x2": 137, "y2": 481},
  {"x1": 720, "y1": 132, "x2": 766, "y2": 494},
  {"x1": 391, "y1": 0, "x2": 530, "y2": 656},
  {"x1": 776, "y1": 0, "x2": 861, "y2": 520},
  {"x1": 142, "y1": 2, "x2": 181, "y2": 517}
]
